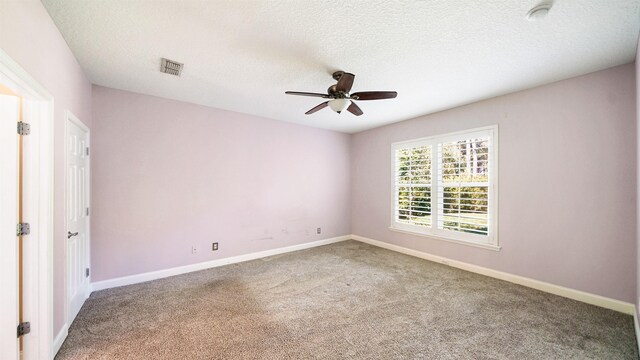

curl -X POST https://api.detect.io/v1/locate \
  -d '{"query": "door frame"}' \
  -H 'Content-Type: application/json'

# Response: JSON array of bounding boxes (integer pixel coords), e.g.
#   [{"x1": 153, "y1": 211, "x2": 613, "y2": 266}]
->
[
  {"x1": 0, "y1": 49, "x2": 54, "y2": 359},
  {"x1": 63, "y1": 111, "x2": 91, "y2": 326}
]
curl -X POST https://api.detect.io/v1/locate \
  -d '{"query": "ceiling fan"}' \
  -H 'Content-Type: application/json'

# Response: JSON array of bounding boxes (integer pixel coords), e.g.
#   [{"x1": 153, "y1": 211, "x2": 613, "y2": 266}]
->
[{"x1": 285, "y1": 71, "x2": 397, "y2": 116}]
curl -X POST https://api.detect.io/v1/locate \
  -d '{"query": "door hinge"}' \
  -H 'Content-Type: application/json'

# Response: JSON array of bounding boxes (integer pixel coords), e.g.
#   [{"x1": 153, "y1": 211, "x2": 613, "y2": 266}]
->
[
  {"x1": 86, "y1": 268, "x2": 90, "y2": 277},
  {"x1": 86, "y1": 207, "x2": 90, "y2": 216},
  {"x1": 86, "y1": 147, "x2": 89, "y2": 156},
  {"x1": 16, "y1": 223, "x2": 30, "y2": 236},
  {"x1": 17, "y1": 322, "x2": 30, "y2": 337},
  {"x1": 17, "y1": 121, "x2": 30, "y2": 136}
]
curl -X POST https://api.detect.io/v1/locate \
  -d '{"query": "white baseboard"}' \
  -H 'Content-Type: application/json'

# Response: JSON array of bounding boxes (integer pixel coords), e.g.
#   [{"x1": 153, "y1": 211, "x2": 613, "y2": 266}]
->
[
  {"x1": 351, "y1": 234, "x2": 635, "y2": 315},
  {"x1": 53, "y1": 323, "x2": 68, "y2": 357},
  {"x1": 91, "y1": 235, "x2": 351, "y2": 292}
]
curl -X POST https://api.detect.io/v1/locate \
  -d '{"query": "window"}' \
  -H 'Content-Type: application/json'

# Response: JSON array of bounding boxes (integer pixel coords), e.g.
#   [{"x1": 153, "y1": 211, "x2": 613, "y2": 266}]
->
[{"x1": 391, "y1": 126, "x2": 498, "y2": 249}]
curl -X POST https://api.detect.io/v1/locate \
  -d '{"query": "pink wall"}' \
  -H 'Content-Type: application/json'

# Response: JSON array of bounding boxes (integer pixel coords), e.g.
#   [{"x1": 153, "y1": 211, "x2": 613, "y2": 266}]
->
[
  {"x1": 91, "y1": 86, "x2": 351, "y2": 281},
  {"x1": 0, "y1": 0, "x2": 93, "y2": 334},
  {"x1": 351, "y1": 64, "x2": 637, "y2": 303}
]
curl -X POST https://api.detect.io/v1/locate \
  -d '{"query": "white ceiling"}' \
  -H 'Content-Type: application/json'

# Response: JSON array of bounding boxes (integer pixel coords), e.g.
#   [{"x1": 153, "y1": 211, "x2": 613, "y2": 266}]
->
[{"x1": 42, "y1": 0, "x2": 640, "y2": 133}]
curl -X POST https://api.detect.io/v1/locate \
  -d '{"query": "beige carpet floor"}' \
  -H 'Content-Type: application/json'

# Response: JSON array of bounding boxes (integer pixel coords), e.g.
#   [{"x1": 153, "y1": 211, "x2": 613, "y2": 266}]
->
[{"x1": 56, "y1": 240, "x2": 637, "y2": 359}]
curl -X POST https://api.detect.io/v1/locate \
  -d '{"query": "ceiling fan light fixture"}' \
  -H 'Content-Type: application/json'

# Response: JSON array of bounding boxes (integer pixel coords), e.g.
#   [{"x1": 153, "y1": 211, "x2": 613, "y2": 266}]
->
[{"x1": 329, "y1": 98, "x2": 351, "y2": 113}]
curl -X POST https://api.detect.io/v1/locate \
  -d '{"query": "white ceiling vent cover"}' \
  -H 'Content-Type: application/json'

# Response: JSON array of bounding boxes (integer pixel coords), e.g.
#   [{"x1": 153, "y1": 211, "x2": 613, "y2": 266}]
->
[{"x1": 160, "y1": 58, "x2": 183, "y2": 76}]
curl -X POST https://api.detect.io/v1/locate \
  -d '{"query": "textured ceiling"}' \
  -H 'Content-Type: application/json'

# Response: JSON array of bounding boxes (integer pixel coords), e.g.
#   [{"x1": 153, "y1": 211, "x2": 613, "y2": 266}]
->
[{"x1": 42, "y1": 0, "x2": 640, "y2": 133}]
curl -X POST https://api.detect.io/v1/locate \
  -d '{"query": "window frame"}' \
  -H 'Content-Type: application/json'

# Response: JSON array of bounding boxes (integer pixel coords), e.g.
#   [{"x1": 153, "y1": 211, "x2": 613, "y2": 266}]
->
[{"x1": 390, "y1": 125, "x2": 499, "y2": 251}]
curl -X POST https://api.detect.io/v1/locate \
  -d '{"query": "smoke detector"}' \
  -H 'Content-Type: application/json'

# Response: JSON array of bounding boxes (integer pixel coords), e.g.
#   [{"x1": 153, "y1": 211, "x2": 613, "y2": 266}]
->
[
  {"x1": 527, "y1": 3, "x2": 552, "y2": 21},
  {"x1": 160, "y1": 58, "x2": 183, "y2": 76}
]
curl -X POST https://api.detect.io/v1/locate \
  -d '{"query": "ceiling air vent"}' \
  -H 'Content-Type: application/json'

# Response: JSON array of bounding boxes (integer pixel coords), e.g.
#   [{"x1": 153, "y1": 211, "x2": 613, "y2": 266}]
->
[{"x1": 160, "y1": 58, "x2": 183, "y2": 76}]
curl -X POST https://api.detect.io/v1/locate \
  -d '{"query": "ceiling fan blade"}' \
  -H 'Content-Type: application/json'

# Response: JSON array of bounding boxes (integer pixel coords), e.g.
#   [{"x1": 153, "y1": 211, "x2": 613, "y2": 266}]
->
[
  {"x1": 336, "y1": 72, "x2": 355, "y2": 93},
  {"x1": 285, "y1": 91, "x2": 330, "y2": 98},
  {"x1": 346, "y1": 101, "x2": 363, "y2": 116},
  {"x1": 351, "y1": 91, "x2": 397, "y2": 100},
  {"x1": 305, "y1": 101, "x2": 329, "y2": 115}
]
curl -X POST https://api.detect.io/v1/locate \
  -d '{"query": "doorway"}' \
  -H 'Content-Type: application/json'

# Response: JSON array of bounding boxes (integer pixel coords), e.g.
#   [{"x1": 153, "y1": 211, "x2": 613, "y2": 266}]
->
[{"x1": 0, "y1": 49, "x2": 54, "y2": 360}]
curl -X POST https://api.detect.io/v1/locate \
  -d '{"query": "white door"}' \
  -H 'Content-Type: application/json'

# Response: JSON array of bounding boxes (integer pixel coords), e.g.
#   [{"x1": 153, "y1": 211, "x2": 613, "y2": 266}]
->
[
  {"x1": 0, "y1": 94, "x2": 20, "y2": 360},
  {"x1": 66, "y1": 113, "x2": 90, "y2": 324}
]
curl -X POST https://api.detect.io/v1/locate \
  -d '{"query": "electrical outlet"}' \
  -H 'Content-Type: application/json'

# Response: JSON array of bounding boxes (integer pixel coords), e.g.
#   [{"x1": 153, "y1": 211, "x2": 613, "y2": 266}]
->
[
  {"x1": 317, "y1": 227, "x2": 321, "y2": 234},
  {"x1": 212, "y1": 242, "x2": 219, "y2": 251},
  {"x1": 191, "y1": 246, "x2": 197, "y2": 254}
]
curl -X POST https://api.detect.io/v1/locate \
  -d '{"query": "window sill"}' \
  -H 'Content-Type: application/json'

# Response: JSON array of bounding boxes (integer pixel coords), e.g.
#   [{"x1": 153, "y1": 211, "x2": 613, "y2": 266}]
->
[{"x1": 388, "y1": 226, "x2": 501, "y2": 251}]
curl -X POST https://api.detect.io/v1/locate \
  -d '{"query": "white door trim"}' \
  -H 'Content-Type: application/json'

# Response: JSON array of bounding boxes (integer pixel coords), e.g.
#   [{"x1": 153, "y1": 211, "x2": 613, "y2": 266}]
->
[
  {"x1": 64, "y1": 111, "x2": 91, "y2": 326},
  {"x1": 0, "y1": 68, "x2": 20, "y2": 360},
  {"x1": 0, "y1": 48, "x2": 55, "y2": 360}
]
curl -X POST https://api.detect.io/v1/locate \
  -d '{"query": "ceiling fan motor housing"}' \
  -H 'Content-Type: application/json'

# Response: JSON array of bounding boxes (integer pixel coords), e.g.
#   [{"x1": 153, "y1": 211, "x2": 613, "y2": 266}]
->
[{"x1": 328, "y1": 86, "x2": 349, "y2": 99}]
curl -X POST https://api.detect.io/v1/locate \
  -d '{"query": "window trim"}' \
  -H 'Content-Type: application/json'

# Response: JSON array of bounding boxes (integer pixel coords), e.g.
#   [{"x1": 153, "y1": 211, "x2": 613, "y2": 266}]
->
[{"x1": 389, "y1": 125, "x2": 499, "y2": 251}]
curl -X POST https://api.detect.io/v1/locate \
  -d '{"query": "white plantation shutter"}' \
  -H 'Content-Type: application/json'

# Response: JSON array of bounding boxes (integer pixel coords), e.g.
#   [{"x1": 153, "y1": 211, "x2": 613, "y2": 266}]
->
[
  {"x1": 437, "y1": 137, "x2": 490, "y2": 236},
  {"x1": 394, "y1": 145, "x2": 432, "y2": 228},
  {"x1": 391, "y1": 126, "x2": 498, "y2": 248}
]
